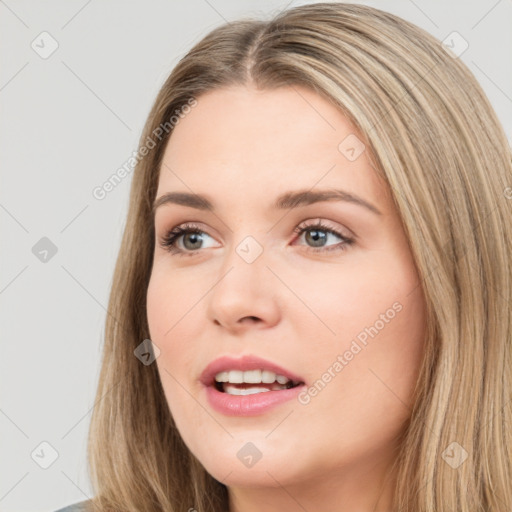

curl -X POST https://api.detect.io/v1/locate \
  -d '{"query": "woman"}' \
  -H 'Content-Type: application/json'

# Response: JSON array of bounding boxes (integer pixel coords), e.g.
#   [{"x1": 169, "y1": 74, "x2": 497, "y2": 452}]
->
[{"x1": 56, "y1": 2, "x2": 512, "y2": 511}]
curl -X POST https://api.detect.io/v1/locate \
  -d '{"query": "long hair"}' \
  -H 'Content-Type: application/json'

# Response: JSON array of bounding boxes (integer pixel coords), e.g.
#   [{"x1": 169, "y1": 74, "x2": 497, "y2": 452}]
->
[{"x1": 86, "y1": 3, "x2": 512, "y2": 511}]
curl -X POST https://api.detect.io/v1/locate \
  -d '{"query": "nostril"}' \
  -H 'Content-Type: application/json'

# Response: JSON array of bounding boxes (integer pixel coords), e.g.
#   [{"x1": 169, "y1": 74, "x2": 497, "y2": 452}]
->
[{"x1": 242, "y1": 316, "x2": 260, "y2": 323}]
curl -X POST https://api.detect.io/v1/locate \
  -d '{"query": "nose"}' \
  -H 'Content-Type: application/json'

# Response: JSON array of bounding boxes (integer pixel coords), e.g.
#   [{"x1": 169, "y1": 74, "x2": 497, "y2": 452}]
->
[{"x1": 207, "y1": 237, "x2": 281, "y2": 333}]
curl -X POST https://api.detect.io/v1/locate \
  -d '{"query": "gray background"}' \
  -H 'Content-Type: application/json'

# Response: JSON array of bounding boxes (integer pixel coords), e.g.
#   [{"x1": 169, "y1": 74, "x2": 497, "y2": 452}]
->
[{"x1": 1, "y1": 1, "x2": 511, "y2": 511}]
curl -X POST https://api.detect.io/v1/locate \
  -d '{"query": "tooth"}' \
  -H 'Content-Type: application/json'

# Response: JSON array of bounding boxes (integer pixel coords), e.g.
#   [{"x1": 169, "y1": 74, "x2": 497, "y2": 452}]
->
[
  {"x1": 215, "y1": 371, "x2": 229, "y2": 382},
  {"x1": 224, "y1": 384, "x2": 271, "y2": 395},
  {"x1": 243, "y1": 370, "x2": 262, "y2": 383},
  {"x1": 227, "y1": 370, "x2": 244, "y2": 383},
  {"x1": 271, "y1": 382, "x2": 291, "y2": 391},
  {"x1": 276, "y1": 374, "x2": 290, "y2": 385},
  {"x1": 261, "y1": 370, "x2": 276, "y2": 383},
  {"x1": 214, "y1": 369, "x2": 295, "y2": 384}
]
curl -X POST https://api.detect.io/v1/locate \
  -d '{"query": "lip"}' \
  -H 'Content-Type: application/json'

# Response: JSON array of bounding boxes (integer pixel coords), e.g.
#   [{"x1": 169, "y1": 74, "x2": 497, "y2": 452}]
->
[
  {"x1": 203, "y1": 383, "x2": 305, "y2": 416},
  {"x1": 199, "y1": 354, "x2": 306, "y2": 417},
  {"x1": 199, "y1": 354, "x2": 305, "y2": 387}
]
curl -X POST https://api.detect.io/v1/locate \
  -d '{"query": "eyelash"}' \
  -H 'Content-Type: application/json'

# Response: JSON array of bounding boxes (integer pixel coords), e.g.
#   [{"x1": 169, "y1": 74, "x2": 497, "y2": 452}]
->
[{"x1": 158, "y1": 220, "x2": 355, "y2": 257}]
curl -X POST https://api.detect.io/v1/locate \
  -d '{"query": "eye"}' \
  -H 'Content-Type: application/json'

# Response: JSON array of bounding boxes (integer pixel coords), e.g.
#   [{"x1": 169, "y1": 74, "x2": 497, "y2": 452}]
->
[
  {"x1": 158, "y1": 222, "x2": 218, "y2": 257},
  {"x1": 158, "y1": 219, "x2": 355, "y2": 257},
  {"x1": 292, "y1": 219, "x2": 354, "y2": 253}
]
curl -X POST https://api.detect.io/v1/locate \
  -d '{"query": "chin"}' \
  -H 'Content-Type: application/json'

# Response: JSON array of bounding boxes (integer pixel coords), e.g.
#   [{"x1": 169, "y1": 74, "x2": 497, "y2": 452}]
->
[
  {"x1": 189, "y1": 439, "x2": 311, "y2": 490},
  {"x1": 207, "y1": 459, "x2": 301, "y2": 489}
]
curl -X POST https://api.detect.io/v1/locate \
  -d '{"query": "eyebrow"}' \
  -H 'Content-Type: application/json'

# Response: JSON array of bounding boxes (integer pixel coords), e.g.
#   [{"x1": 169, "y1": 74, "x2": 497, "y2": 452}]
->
[{"x1": 152, "y1": 188, "x2": 382, "y2": 216}]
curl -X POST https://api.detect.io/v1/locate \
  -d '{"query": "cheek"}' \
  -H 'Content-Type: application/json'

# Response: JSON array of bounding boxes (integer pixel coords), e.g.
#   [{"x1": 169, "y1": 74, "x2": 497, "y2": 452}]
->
[
  {"x1": 146, "y1": 279, "x2": 162, "y2": 340},
  {"x1": 146, "y1": 265, "x2": 203, "y2": 340},
  {"x1": 298, "y1": 251, "x2": 426, "y2": 406},
  {"x1": 146, "y1": 276, "x2": 220, "y2": 420},
  {"x1": 291, "y1": 254, "x2": 414, "y2": 341},
  {"x1": 146, "y1": 268, "x2": 205, "y2": 407},
  {"x1": 292, "y1": 281, "x2": 425, "y2": 464}
]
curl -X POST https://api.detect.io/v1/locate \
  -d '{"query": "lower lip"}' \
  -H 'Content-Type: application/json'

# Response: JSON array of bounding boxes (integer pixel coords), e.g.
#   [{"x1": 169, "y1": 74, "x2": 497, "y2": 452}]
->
[{"x1": 204, "y1": 383, "x2": 305, "y2": 416}]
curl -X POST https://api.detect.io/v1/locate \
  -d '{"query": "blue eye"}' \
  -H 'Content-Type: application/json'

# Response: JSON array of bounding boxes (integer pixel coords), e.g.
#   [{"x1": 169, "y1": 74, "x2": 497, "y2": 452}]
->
[
  {"x1": 158, "y1": 220, "x2": 354, "y2": 257},
  {"x1": 292, "y1": 220, "x2": 354, "y2": 252},
  {"x1": 158, "y1": 223, "x2": 215, "y2": 256}
]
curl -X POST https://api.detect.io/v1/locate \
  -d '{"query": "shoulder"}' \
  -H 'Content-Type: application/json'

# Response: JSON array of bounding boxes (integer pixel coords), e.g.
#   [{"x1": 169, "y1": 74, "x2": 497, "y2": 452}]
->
[{"x1": 53, "y1": 499, "x2": 93, "y2": 512}]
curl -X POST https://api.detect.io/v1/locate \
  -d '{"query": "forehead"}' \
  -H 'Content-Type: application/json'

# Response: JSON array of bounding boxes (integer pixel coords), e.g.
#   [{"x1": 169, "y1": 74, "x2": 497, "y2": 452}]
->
[{"x1": 157, "y1": 85, "x2": 386, "y2": 209}]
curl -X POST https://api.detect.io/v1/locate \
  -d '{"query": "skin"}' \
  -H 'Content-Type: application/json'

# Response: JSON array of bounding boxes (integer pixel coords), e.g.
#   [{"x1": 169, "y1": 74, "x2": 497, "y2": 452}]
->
[{"x1": 146, "y1": 85, "x2": 427, "y2": 512}]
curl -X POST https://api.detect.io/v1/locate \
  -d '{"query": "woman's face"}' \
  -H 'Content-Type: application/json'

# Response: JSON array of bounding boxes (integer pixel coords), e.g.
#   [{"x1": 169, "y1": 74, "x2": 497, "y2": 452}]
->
[{"x1": 147, "y1": 85, "x2": 426, "y2": 497}]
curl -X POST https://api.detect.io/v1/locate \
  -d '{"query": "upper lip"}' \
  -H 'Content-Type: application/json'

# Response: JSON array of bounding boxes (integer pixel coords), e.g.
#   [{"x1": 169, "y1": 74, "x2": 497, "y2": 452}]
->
[{"x1": 200, "y1": 354, "x2": 305, "y2": 387}]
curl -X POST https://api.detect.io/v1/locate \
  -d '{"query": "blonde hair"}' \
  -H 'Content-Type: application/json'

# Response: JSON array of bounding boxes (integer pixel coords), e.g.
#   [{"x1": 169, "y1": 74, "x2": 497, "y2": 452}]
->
[{"x1": 86, "y1": 3, "x2": 512, "y2": 511}]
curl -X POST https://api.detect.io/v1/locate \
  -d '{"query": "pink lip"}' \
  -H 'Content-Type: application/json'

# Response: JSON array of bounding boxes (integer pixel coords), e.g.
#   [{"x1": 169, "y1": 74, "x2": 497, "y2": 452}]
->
[
  {"x1": 199, "y1": 354, "x2": 305, "y2": 387},
  {"x1": 199, "y1": 354, "x2": 306, "y2": 417},
  {"x1": 203, "y1": 383, "x2": 306, "y2": 416}
]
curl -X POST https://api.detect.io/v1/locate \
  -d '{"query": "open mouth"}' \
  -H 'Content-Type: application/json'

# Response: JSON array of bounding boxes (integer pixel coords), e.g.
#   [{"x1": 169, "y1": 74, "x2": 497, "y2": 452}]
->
[
  {"x1": 202, "y1": 362, "x2": 306, "y2": 414},
  {"x1": 200, "y1": 357, "x2": 306, "y2": 400}
]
